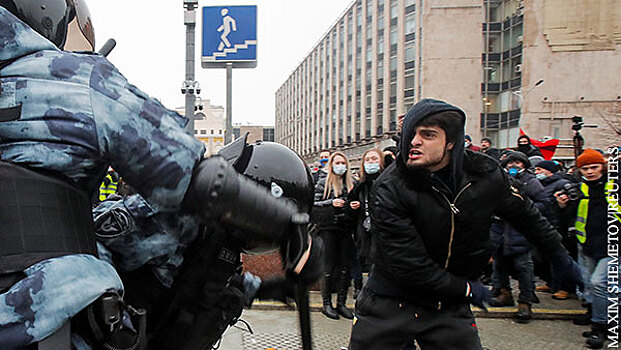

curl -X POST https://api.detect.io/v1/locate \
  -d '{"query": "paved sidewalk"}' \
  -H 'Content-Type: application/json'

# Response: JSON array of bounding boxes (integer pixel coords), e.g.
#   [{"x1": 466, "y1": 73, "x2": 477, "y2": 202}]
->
[{"x1": 220, "y1": 309, "x2": 588, "y2": 350}]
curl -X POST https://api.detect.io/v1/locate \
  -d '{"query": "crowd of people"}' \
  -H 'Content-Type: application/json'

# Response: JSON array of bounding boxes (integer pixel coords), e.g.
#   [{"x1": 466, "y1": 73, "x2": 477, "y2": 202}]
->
[{"x1": 308, "y1": 102, "x2": 618, "y2": 349}]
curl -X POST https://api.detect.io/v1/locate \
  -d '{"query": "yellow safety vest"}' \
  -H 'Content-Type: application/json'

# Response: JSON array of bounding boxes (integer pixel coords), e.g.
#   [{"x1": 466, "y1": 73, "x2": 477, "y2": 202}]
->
[
  {"x1": 99, "y1": 173, "x2": 118, "y2": 201},
  {"x1": 575, "y1": 179, "x2": 621, "y2": 243}
]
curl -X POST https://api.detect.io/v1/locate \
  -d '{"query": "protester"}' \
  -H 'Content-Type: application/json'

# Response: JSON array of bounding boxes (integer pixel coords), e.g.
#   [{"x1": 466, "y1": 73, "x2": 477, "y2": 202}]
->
[
  {"x1": 465, "y1": 134, "x2": 481, "y2": 151},
  {"x1": 489, "y1": 152, "x2": 548, "y2": 323},
  {"x1": 348, "y1": 99, "x2": 582, "y2": 350},
  {"x1": 312, "y1": 149, "x2": 331, "y2": 183},
  {"x1": 534, "y1": 160, "x2": 576, "y2": 299},
  {"x1": 480, "y1": 137, "x2": 501, "y2": 160},
  {"x1": 347, "y1": 148, "x2": 386, "y2": 298},
  {"x1": 516, "y1": 135, "x2": 543, "y2": 157},
  {"x1": 557, "y1": 149, "x2": 620, "y2": 349},
  {"x1": 314, "y1": 152, "x2": 357, "y2": 320}
]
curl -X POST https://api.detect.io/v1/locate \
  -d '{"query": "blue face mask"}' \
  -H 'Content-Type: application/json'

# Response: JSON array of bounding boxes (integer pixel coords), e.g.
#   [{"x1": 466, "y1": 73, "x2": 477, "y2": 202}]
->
[
  {"x1": 319, "y1": 158, "x2": 329, "y2": 167},
  {"x1": 332, "y1": 164, "x2": 347, "y2": 175},
  {"x1": 364, "y1": 162, "x2": 381, "y2": 175},
  {"x1": 535, "y1": 173, "x2": 547, "y2": 180},
  {"x1": 507, "y1": 166, "x2": 522, "y2": 177}
]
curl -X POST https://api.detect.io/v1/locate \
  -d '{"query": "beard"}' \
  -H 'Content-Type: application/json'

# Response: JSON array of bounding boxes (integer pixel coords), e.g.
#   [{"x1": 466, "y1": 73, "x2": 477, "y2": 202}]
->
[{"x1": 406, "y1": 146, "x2": 450, "y2": 171}]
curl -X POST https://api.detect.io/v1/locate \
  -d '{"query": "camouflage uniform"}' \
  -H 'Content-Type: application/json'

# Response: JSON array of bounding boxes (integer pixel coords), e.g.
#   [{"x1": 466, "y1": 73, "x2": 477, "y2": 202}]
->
[{"x1": 0, "y1": 7, "x2": 204, "y2": 348}]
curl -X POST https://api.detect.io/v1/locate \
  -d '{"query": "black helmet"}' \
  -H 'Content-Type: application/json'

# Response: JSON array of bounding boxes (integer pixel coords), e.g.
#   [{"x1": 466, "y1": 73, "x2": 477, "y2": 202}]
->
[
  {"x1": 0, "y1": 0, "x2": 95, "y2": 50},
  {"x1": 220, "y1": 134, "x2": 314, "y2": 214},
  {"x1": 218, "y1": 134, "x2": 314, "y2": 254}
]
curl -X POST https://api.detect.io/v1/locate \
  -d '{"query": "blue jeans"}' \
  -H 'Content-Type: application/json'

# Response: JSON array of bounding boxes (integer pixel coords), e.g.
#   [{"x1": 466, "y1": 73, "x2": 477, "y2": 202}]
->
[
  {"x1": 578, "y1": 247, "x2": 616, "y2": 324},
  {"x1": 492, "y1": 251, "x2": 537, "y2": 304}
]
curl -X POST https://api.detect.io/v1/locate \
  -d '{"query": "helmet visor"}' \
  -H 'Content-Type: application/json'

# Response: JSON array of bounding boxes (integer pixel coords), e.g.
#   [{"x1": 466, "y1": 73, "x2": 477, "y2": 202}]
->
[{"x1": 72, "y1": 0, "x2": 95, "y2": 50}]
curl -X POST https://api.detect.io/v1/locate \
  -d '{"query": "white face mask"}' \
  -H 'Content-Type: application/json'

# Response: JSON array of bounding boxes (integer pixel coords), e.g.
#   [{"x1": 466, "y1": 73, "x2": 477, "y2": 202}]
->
[
  {"x1": 332, "y1": 164, "x2": 347, "y2": 175},
  {"x1": 364, "y1": 162, "x2": 381, "y2": 174}
]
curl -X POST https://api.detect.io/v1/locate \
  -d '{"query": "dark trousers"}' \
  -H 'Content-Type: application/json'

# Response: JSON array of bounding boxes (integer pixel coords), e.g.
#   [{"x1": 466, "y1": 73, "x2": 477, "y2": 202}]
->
[
  {"x1": 492, "y1": 251, "x2": 536, "y2": 304},
  {"x1": 322, "y1": 229, "x2": 355, "y2": 273},
  {"x1": 349, "y1": 287, "x2": 483, "y2": 350}
]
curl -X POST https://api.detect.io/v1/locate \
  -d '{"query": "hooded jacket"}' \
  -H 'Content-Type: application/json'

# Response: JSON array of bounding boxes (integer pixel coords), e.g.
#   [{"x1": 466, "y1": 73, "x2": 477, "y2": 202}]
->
[
  {"x1": 366, "y1": 99, "x2": 565, "y2": 306},
  {"x1": 516, "y1": 137, "x2": 543, "y2": 158}
]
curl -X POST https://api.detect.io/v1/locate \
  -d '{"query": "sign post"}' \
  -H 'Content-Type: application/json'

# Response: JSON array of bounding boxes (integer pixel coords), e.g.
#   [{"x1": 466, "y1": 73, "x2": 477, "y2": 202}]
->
[{"x1": 202, "y1": 5, "x2": 257, "y2": 144}]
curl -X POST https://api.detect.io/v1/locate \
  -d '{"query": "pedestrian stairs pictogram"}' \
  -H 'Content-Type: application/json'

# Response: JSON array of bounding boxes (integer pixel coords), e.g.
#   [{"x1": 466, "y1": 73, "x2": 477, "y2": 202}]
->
[{"x1": 204, "y1": 39, "x2": 257, "y2": 61}]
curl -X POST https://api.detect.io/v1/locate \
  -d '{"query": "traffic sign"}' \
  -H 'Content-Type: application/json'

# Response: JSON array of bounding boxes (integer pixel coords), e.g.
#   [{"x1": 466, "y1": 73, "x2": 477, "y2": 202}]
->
[{"x1": 201, "y1": 5, "x2": 257, "y2": 68}]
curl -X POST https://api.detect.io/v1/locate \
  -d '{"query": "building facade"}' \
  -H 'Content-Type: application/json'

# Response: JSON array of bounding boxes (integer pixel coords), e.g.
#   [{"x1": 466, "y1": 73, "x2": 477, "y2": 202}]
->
[
  {"x1": 233, "y1": 123, "x2": 275, "y2": 143},
  {"x1": 276, "y1": 0, "x2": 620, "y2": 162},
  {"x1": 176, "y1": 99, "x2": 226, "y2": 156}
]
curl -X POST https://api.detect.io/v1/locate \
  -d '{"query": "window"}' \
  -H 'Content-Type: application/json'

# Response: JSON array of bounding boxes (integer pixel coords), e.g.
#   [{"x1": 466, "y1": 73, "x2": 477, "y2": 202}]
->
[
  {"x1": 200, "y1": 129, "x2": 206, "y2": 135},
  {"x1": 219, "y1": 129, "x2": 223, "y2": 135},
  {"x1": 405, "y1": 75, "x2": 415, "y2": 90},
  {"x1": 378, "y1": 13, "x2": 384, "y2": 30},
  {"x1": 390, "y1": 26, "x2": 398, "y2": 45},
  {"x1": 405, "y1": 13, "x2": 416, "y2": 35},
  {"x1": 390, "y1": 0, "x2": 398, "y2": 18},
  {"x1": 378, "y1": 35, "x2": 384, "y2": 55},
  {"x1": 390, "y1": 56, "x2": 397, "y2": 72},
  {"x1": 405, "y1": 42, "x2": 416, "y2": 61}
]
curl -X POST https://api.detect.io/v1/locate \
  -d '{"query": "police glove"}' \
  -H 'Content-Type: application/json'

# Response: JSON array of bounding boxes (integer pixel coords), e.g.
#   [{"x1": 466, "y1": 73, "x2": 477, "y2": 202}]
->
[
  {"x1": 551, "y1": 253, "x2": 584, "y2": 290},
  {"x1": 467, "y1": 281, "x2": 491, "y2": 311},
  {"x1": 251, "y1": 276, "x2": 295, "y2": 305}
]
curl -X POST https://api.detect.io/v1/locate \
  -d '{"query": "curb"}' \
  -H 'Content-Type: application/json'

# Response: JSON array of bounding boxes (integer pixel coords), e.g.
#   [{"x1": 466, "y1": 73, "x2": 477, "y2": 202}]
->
[{"x1": 250, "y1": 302, "x2": 586, "y2": 321}]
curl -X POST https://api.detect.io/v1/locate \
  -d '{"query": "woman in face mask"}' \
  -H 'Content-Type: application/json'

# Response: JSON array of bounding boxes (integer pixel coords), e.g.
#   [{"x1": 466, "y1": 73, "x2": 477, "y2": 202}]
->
[
  {"x1": 313, "y1": 152, "x2": 356, "y2": 320},
  {"x1": 347, "y1": 148, "x2": 385, "y2": 299}
]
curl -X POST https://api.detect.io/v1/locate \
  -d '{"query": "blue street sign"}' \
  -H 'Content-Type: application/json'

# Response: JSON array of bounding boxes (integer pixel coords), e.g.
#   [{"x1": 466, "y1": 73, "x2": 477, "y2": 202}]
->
[{"x1": 202, "y1": 5, "x2": 257, "y2": 68}]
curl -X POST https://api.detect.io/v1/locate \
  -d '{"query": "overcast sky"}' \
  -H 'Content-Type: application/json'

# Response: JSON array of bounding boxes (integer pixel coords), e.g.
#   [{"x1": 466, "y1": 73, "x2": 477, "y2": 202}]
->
[{"x1": 89, "y1": 0, "x2": 354, "y2": 126}]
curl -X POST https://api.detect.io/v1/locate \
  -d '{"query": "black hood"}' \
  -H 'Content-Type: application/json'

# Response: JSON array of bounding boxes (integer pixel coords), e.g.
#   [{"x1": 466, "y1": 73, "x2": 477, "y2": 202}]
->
[{"x1": 398, "y1": 98, "x2": 466, "y2": 192}]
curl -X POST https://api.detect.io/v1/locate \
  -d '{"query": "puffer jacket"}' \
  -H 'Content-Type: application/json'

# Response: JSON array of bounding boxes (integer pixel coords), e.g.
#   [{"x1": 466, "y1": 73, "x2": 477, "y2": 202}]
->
[
  {"x1": 490, "y1": 171, "x2": 548, "y2": 256},
  {"x1": 539, "y1": 172, "x2": 572, "y2": 229},
  {"x1": 313, "y1": 175, "x2": 355, "y2": 231},
  {"x1": 365, "y1": 98, "x2": 565, "y2": 307}
]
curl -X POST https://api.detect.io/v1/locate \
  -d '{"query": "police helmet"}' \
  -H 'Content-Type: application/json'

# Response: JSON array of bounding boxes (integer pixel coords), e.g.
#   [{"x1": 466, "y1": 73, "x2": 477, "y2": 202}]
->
[
  {"x1": 219, "y1": 134, "x2": 314, "y2": 253},
  {"x1": 0, "y1": 0, "x2": 95, "y2": 51}
]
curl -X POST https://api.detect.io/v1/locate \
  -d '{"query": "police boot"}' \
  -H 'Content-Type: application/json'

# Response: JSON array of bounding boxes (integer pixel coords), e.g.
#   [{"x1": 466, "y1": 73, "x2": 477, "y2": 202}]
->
[
  {"x1": 488, "y1": 288, "x2": 515, "y2": 307},
  {"x1": 336, "y1": 269, "x2": 354, "y2": 320},
  {"x1": 586, "y1": 322, "x2": 608, "y2": 349},
  {"x1": 321, "y1": 274, "x2": 339, "y2": 320}
]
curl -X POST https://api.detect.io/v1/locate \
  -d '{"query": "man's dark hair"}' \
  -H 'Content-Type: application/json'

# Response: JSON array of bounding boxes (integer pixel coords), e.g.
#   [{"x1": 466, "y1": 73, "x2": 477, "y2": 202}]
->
[{"x1": 416, "y1": 111, "x2": 462, "y2": 145}]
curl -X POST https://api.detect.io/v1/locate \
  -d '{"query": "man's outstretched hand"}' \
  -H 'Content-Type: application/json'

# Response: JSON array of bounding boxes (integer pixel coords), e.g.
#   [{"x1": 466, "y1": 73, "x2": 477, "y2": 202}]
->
[{"x1": 467, "y1": 281, "x2": 491, "y2": 311}]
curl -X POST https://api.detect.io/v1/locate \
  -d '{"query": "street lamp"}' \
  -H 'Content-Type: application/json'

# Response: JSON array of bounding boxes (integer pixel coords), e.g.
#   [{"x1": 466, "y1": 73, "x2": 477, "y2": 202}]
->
[{"x1": 182, "y1": 0, "x2": 199, "y2": 133}]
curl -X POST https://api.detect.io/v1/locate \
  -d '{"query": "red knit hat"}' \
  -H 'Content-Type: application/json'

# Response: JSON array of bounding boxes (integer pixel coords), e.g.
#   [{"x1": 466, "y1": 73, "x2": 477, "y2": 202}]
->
[{"x1": 577, "y1": 149, "x2": 606, "y2": 168}]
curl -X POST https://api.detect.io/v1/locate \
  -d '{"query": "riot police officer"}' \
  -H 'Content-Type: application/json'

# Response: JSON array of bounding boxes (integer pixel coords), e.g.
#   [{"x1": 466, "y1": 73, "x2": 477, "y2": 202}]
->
[{"x1": 0, "y1": 2, "x2": 320, "y2": 349}]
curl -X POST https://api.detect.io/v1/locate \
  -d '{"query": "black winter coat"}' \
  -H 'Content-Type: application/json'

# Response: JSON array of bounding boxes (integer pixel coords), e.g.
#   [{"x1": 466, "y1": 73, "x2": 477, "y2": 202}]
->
[
  {"x1": 490, "y1": 171, "x2": 548, "y2": 256},
  {"x1": 313, "y1": 175, "x2": 355, "y2": 232},
  {"x1": 366, "y1": 151, "x2": 565, "y2": 306},
  {"x1": 347, "y1": 173, "x2": 380, "y2": 258},
  {"x1": 539, "y1": 173, "x2": 572, "y2": 229}
]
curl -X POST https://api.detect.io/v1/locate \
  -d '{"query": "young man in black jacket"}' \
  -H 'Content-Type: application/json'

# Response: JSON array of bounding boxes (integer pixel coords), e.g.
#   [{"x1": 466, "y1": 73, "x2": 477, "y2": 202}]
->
[{"x1": 348, "y1": 99, "x2": 582, "y2": 350}]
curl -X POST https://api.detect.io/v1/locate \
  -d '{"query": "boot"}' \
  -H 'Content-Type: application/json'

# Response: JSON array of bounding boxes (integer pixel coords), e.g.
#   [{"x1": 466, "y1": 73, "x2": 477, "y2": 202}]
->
[
  {"x1": 586, "y1": 323, "x2": 608, "y2": 349},
  {"x1": 514, "y1": 302, "x2": 532, "y2": 323},
  {"x1": 353, "y1": 278, "x2": 363, "y2": 300},
  {"x1": 321, "y1": 274, "x2": 339, "y2": 320},
  {"x1": 336, "y1": 269, "x2": 354, "y2": 319},
  {"x1": 573, "y1": 304, "x2": 592, "y2": 325},
  {"x1": 488, "y1": 288, "x2": 515, "y2": 307}
]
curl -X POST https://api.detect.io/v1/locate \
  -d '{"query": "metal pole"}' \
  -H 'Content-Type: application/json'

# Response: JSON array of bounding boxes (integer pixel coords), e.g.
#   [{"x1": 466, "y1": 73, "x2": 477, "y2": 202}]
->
[
  {"x1": 184, "y1": 1, "x2": 197, "y2": 134},
  {"x1": 225, "y1": 62, "x2": 233, "y2": 144}
]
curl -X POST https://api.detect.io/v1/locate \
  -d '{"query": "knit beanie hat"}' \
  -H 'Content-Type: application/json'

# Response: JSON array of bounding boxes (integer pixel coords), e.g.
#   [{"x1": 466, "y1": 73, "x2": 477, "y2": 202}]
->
[
  {"x1": 465, "y1": 134, "x2": 472, "y2": 142},
  {"x1": 536, "y1": 160, "x2": 559, "y2": 173},
  {"x1": 577, "y1": 149, "x2": 606, "y2": 168}
]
